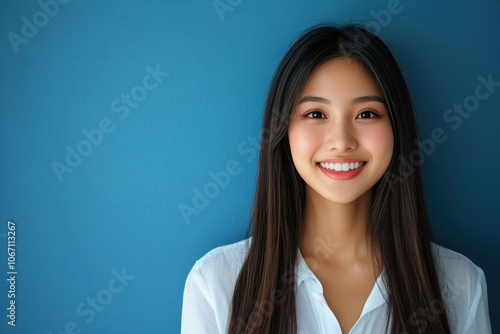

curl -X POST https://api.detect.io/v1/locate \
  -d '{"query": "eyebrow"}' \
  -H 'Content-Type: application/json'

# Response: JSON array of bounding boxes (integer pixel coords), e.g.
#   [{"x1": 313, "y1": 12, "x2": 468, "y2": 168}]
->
[
  {"x1": 352, "y1": 95, "x2": 386, "y2": 105},
  {"x1": 297, "y1": 95, "x2": 386, "y2": 106}
]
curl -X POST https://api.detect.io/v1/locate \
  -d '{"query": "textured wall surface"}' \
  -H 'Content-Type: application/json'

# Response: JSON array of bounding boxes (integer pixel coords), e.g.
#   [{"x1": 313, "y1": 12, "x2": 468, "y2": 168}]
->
[{"x1": 0, "y1": 0, "x2": 498, "y2": 332}]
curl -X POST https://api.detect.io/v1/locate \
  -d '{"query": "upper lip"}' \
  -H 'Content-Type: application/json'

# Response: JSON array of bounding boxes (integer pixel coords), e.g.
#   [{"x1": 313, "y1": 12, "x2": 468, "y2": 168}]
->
[{"x1": 318, "y1": 158, "x2": 366, "y2": 164}]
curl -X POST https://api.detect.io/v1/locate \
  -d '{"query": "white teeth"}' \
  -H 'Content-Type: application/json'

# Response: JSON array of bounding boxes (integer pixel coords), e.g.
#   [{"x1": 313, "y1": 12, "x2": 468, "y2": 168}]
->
[{"x1": 319, "y1": 161, "x2": 364, "y2": 171}]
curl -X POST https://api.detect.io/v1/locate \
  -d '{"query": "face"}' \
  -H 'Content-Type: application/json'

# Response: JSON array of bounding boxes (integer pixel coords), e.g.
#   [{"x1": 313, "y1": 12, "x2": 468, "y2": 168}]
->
[{"x1": 288, "y1": 58, "x2": 394, "y2": 204}]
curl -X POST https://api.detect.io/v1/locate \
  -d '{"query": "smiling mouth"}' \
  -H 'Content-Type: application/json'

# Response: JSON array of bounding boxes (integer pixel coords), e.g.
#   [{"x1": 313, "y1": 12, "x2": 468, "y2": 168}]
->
[{"x1": 318, "y1": 161, "x2": 366, "y2": 172}]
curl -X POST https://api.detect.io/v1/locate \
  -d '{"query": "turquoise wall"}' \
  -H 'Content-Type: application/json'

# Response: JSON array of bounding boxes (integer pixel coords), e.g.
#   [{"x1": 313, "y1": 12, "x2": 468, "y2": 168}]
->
[{"x1": 0, "y1": 0, "x2": 498, "y2": 332}]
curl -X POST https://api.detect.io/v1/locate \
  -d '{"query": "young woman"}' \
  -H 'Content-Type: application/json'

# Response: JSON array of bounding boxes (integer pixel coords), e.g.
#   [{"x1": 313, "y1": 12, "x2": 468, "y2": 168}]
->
[{"x1": 181, "y1": 24, "x2": 491, "y2": 334}]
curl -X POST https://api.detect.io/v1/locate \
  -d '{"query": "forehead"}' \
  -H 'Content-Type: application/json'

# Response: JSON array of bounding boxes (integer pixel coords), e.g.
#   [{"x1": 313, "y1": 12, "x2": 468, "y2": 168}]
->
[{"x1": 300, "y1": 58, "x2": 381, "y2": 98}]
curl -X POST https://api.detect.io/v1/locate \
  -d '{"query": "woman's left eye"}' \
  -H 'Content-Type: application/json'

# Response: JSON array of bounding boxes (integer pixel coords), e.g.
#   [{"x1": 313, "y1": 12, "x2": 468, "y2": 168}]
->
[{"x1": 356, "y1": 110, "x2": 379, "y2": 119}]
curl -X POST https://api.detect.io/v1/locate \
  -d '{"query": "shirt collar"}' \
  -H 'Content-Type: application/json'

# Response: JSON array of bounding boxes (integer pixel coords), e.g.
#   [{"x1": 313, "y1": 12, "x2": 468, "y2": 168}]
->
[
  {"x1": 360, "y1": 270, "x2": 388, "y2": 316},
  {"x1": 296, "y1": 248, "x2": 316, "y2": 285}
]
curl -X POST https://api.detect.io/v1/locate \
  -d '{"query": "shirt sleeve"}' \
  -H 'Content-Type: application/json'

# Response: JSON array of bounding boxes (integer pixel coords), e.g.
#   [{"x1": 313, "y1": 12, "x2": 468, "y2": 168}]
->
[
  {"x1": 181, "y1": 261, "x2": 221, "y2": 334},
  {"x1": 460, "y1": 269, "x2": 492, "y2": 334}
]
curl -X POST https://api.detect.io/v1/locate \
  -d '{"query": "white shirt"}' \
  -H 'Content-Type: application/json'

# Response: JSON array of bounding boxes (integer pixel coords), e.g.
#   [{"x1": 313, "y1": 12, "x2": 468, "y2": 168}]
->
[{"x1": 181, "y1": 238, "x2": 491, "y2": 334}]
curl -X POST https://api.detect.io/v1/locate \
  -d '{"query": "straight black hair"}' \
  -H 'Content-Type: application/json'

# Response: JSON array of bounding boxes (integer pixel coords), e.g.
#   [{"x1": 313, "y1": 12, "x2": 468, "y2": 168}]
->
[{"x1": 228, "y1": 24, "x2": 451, "y2": 334}]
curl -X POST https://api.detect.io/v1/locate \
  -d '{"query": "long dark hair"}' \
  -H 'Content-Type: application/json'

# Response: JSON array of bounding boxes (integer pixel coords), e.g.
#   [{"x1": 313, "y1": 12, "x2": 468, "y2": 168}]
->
[{"x1": 228, "y1": 24, "x2": 451, "y2": 334}]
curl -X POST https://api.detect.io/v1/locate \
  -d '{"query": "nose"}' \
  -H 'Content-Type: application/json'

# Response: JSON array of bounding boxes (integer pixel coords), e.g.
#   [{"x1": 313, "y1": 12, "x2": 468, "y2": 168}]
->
[{"x1": 325, "y1": 120, "x2": 358, "y2": 152}]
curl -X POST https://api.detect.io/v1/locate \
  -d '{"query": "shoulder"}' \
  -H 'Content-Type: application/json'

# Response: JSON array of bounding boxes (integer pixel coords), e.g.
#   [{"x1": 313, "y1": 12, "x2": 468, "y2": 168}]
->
[
  {"x1": 181, "y1": 239, "x2": 252, "y2": 333},
  {"x1": 431, "y1": 243, "x2": 485, "y2": 302},
  {"x1": 186, "y1": 237, "x2": 251, "y2": 300},
  {"x1": 194, "y1": 237, "x2": 251, "y2": 280},
  {"x1": 432, "y1": 243, "x2": 484, "y2": 286},
  {"x1": 431, "y1": 243, "x2": 490, "y2": 333}
]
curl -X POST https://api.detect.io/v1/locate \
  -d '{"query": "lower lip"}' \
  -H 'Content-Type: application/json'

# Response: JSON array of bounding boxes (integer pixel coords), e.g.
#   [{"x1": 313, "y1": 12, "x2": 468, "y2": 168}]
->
[{"x1": 317, "y1": 163, "x2": 366, "y2": 180}]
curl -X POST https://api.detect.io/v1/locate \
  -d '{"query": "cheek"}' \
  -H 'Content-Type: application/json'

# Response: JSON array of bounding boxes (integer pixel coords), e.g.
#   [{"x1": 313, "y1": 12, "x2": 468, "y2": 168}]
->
[
  {"x1": 289, "y1": 125, "x2": 322, "y2": 158},
  {"x1": 362, "y1": 125, "x2": 394, "y2": 161}
]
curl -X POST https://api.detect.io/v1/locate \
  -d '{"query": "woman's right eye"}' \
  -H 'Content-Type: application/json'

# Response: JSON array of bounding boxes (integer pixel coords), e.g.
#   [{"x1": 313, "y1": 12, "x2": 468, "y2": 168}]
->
[{"x1": 305, "y1": 111, "x2": 326, "y2": 119}]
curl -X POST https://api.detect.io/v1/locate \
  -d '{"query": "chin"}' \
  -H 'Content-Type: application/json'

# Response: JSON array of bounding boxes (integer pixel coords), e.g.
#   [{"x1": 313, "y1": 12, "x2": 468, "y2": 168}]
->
[
  {"x1": 310, "y1": 185, "x2": 374, "y2": 205},
  {"x1": 324, "y1": 194, "x2": 365, "y2": 204}
]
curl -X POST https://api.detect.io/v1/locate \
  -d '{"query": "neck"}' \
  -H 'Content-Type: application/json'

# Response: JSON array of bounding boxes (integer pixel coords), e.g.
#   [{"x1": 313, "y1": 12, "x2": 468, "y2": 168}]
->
[{"x1": 299, "y1": 187, "x2": 374, "y2": 266}]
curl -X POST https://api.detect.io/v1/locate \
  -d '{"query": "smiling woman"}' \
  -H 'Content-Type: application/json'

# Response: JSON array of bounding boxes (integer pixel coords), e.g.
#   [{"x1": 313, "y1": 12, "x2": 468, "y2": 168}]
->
[{"x1": 180, "y1": 24, "x2": 492, "y2": 334}]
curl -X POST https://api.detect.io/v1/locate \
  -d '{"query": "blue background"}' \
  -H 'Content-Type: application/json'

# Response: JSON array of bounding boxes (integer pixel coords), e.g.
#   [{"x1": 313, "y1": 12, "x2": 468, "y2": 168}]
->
[{"x1": 0, "y1": 0, "x2": 498, "y2": 333}]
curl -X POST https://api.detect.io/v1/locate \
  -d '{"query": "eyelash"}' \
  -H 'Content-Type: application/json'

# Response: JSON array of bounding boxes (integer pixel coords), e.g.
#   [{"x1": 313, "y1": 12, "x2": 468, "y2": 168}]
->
[
  {"x1": 304, "y1": 110, "x2": 326, "y2": 119},
  {"x1": 304, "y1": 110, "x2": 380, "y2": 119},
  {"x1": 356, "y1": 110, "x2": 380, "y2": 119}
]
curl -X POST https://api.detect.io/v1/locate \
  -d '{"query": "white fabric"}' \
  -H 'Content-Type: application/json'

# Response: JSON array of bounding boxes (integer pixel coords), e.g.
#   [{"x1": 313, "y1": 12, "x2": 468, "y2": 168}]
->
[{"x1": 181, "y1": 238, "x2": 491, "y2": 334}]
